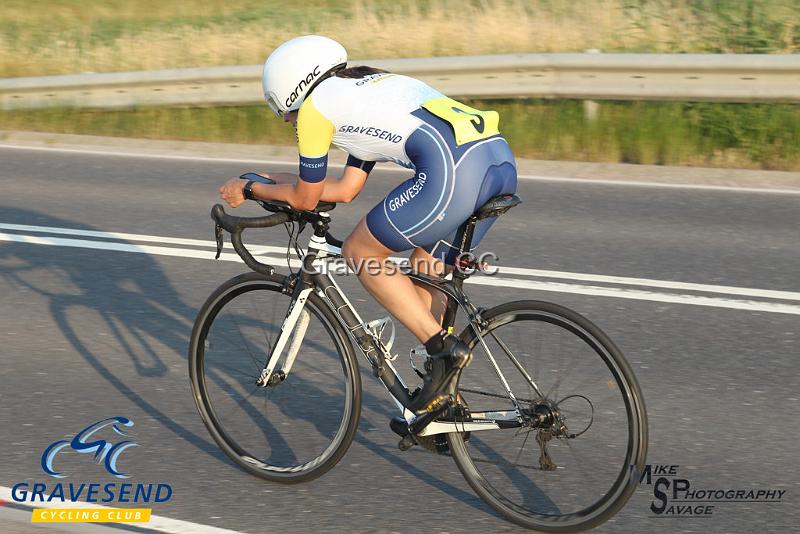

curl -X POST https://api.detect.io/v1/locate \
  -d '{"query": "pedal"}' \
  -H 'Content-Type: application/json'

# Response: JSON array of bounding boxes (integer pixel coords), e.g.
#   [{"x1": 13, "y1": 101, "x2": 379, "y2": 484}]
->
[
  {"x1": 398, "y1": 434, "x2": 417, "y2": 451},
  {"x1": 393, "y1": 405, "x2": 452, "y2": 453}
]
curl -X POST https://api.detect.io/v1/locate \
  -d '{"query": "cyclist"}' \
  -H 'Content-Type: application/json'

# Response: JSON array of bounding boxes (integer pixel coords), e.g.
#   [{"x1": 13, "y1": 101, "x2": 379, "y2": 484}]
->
[{"x1": 219, "y1": 35, "x2": 517, "y2": 415}]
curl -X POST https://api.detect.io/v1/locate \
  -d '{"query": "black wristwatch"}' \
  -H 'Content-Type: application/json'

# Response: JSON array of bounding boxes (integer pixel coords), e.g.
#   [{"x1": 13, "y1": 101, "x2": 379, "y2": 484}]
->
[{"x1": 242, "y1": 180, "x2": 256, "y2": 200}]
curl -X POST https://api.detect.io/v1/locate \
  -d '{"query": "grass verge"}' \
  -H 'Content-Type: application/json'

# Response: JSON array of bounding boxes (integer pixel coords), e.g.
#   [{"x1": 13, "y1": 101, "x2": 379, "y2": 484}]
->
[{"x1": 3, "y1": 100, "x2": 799, "y2": 170}]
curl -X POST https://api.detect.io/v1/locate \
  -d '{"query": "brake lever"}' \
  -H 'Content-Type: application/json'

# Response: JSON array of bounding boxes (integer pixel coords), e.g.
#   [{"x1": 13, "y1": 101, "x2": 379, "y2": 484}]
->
[{"x1": 214, "y1": 224, "x2": 224, "y2": 259}]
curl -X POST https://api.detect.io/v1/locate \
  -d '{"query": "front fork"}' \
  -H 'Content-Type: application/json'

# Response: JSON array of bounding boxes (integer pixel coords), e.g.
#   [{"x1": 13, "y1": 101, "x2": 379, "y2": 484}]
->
[
  {"x1": 255, "y1": 283, "x2": 313, "y2": 388},
  {"x1": 252, "y1": 270, "x2": 412, "y2": 411}
]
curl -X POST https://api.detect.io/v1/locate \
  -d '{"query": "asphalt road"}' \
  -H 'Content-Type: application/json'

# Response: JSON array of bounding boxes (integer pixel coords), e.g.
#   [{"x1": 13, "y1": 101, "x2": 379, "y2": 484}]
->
[{"x1": 1, "y1": 145, "x2": 799, "y2": 533}]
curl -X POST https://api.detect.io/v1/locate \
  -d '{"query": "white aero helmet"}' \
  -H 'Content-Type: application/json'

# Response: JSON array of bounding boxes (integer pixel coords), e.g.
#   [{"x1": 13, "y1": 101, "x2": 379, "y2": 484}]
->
[{"x1": 262, "y1": 35, "x2": 347, "y2": 117}]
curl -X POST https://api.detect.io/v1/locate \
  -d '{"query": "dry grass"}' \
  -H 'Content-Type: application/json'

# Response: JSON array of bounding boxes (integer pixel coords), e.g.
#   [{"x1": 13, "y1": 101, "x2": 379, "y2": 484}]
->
[{"x1": 2, "y1": 0, "x2": 798, "y2": 77}]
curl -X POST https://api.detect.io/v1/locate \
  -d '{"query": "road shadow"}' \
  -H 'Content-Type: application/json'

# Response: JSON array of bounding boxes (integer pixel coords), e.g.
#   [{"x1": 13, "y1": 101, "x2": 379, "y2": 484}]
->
[
  {"x1": 0, "y1": 208, "x2": 546, "y2": 517},
  {"x1": 0, "y1": 208, "x2": 223, "y2": 461}
]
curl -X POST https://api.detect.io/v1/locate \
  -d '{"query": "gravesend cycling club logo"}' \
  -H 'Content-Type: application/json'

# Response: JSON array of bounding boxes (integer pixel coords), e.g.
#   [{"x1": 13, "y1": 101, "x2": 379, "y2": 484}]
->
[
  {"x1": 41, "y1": 416, "x2": 138, "y2": 479},
  {"x1": 11, "y1": 416, "x2": 174, "y2": 524},
  {"x1": 634, "y1": 464, "x2": 786, "y2": 518}
]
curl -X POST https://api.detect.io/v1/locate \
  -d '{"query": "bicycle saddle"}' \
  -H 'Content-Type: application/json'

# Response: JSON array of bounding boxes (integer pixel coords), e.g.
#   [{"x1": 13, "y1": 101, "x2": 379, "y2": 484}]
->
[{"x1": 474, "y1": 194, "x2": 522, "y2": 220}]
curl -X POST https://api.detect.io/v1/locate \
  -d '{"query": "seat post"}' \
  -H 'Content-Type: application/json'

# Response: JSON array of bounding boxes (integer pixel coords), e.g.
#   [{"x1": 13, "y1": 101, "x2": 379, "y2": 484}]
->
[
  {"x1": 439, "y1": 215, "x2": 478, "y2": 331},
  {"x1": 451, "y1": 215, "x2": 478, "y2": 283},
  {"x1": 455, "y1": 215, "x2": 477, "y2": 256}
]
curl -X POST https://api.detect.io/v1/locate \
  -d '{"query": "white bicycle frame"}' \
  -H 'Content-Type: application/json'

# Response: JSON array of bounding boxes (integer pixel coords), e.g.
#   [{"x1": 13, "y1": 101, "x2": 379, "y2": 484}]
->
[{"x1": 256, "y1": 225, "x2": 528, "y2": 437}]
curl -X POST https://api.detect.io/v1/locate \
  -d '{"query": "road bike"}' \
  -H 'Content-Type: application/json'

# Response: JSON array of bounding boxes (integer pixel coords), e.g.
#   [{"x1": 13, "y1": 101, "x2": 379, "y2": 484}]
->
[{"x1": 189, "y1": 191, "x2": 648, "y2": 532}]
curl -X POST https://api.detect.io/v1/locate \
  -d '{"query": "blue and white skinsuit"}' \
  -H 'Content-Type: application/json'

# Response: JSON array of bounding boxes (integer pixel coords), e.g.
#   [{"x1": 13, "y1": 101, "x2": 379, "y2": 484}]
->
[{"x1": 295, "y1": 72, "x2": 517, "y2": 264}]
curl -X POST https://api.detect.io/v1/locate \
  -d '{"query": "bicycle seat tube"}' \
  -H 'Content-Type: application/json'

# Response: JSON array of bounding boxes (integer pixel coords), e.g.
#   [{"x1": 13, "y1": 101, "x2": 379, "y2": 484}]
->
[{"x1": 305, "y1": 213, "x2": 413, "y2": 409}]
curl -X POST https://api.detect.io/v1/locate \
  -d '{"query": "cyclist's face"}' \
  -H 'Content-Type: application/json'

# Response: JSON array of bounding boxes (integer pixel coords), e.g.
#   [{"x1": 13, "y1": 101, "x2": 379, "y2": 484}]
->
[{"x1": 283, "y1": 111, "x2": 298, "y2": 126}]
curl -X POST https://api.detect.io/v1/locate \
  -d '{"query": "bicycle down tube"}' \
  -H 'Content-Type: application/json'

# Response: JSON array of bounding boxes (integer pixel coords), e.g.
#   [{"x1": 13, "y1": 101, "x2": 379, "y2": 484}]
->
[
  {"x1": 257, "y1": 228, "x2": 525, "y2": 434},
  {"x1": 252, "y1": 215, "x2": 413, "y2": 411}
]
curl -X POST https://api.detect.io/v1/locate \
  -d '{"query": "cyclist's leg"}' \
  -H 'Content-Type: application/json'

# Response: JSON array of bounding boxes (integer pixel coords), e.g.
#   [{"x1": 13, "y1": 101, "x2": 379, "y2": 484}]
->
[
  {"x1": 344, "y1": 138, "x2": 516, "y2": 339},
  {"x1": 342, "y1": 219, "x2": 442, "y2": 343},
  {"x1": 344, "y1": 221, "x2": 464, "y2": 415},
  {"x1": 409, "y1": 247, "x2": 448, "y2": 323},
  {"x1": 344, "y1": 125, "x2": 454, "y2": 343}
]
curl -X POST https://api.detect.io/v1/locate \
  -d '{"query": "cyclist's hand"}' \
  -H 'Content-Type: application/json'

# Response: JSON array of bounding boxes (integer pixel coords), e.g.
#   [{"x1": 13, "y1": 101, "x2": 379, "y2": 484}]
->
[{"x1": 219, "y1": 178, "x2": 246, "y2": 208}]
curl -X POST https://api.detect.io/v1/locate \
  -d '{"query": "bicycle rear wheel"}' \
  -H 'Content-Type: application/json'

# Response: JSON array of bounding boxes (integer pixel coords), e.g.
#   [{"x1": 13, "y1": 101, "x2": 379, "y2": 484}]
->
[
  {"x1": 448, "y1": 301, "x2": 647, "y2": 532},
  {"x1": 189, "y1": 272, "x2": 361, "y2": 483}
]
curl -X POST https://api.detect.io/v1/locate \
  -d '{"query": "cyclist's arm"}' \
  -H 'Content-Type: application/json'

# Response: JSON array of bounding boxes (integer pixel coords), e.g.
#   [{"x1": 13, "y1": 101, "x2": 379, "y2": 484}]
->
[
  {"x1": 255, "y1": 94, "x2": 332, "y2": 211},
  {"x1": 247, "y1": 180, "x2": 324, "y2": 211},
  {"x1": 250, "y1": 95, "x2": 375, "y2": 207},
  {"x1": 258, "y1": 156, "x2": 373, "y2": 203},
  {"x1": 249, "y1": 165, "x2": 368, "y2": 206},
  {"x1": 320, "y1": 156, "x2": 374, "y2": 202}
]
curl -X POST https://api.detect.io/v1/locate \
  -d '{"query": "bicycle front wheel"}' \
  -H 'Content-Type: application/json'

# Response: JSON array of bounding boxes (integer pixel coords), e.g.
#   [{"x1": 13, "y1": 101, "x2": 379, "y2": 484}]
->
[
  {"x1": 189, "y1": 272, "x2": 361, "y2": 483},
  {"x1": 448, "y1": 301, "x2": 647, "y2": 532}
]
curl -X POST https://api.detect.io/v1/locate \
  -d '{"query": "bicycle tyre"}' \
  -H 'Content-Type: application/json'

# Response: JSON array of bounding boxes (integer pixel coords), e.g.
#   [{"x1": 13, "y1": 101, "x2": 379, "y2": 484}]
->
[
  {"x1": 448, "y1": 300, "x2": 647, "y2": 532},
  {"x1": 189, "y1": 272, "x2": 361, "y2": 483}
]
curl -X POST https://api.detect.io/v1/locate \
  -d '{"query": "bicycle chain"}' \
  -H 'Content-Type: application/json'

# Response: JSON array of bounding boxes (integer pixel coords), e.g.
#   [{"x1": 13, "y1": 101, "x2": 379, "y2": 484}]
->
[{"x1": 457, "y1": 387, "x2": 534, "y2": 405}]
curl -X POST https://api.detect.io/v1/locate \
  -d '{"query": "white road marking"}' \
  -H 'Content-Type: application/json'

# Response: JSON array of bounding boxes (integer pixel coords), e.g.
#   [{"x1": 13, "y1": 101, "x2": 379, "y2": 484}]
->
[
  {"x1": 0, "y1": 505, "x2": 119, "y2": 534},
  {"x1": 0, "y1": 486, "x2": 245, "y2": 534},
  {"x1": 496, "y1": 266, "x2": 800, "y2": 301},
  {"x1": 2, "y1": 143, "x2": 799, "y2": 195},
  {"x1": 3, "y1": 223, "x2": 799, "y2": 302},
  {"x1": 466, "y1": 277, "x2": 800, "y2": 315},
  {"x1": 0, "y1": 232, "x2": 248, "y2": 264},
  {"x1": 2, "y1": 225, "x2": 799, "y2": 315},
  {"x1": 0, "y1": 223, "x2": 282, "y2": 255}
]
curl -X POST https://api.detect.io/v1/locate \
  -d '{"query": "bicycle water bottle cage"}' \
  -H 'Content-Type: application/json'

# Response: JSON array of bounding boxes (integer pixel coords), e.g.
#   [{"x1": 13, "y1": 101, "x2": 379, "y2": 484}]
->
[{"x1": 365, "y1": 316, "x2": 398, "y2": 361}]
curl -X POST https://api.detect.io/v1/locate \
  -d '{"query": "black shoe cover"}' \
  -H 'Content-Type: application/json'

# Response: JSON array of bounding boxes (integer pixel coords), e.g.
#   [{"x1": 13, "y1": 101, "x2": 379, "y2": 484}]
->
[{"x1": 407, "y1": 334, "x2": 471, "y2": 414}]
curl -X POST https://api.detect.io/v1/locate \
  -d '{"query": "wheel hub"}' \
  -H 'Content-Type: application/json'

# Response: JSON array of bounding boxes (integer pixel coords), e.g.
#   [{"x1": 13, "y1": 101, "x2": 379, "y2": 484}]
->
[{"x1": 531, "y1": 401, "x2": 558, "y2": 428}]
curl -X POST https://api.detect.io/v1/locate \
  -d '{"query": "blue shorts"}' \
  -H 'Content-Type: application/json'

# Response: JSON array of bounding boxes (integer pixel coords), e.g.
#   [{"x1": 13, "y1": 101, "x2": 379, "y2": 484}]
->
[{"x1": 366, "y1": 109, "x2": 517, "y2": 264}]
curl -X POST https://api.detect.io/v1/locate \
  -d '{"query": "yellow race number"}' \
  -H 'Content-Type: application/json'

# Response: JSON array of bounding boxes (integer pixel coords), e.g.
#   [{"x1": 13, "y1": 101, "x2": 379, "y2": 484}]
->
[{"x1": 422, "y1": 97, "x2": 500, "y2": 146}]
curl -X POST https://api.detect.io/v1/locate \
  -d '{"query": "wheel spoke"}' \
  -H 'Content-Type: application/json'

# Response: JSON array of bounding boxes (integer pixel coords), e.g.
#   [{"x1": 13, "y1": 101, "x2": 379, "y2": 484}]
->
[
  {"x1": 190, "y1": 277, "x2": 360, "y2": 484},
  {"x1": 512, "y1": 428, "x2": 533, "y2": 467},
  {"x1": 490, "y1": 330, "x2": 544, "y2": 400},
  {"x1": 449, "y1": 303, "x2": 646, "y2": 531},
  {"x1": 251, "y1": 292, "x2": 276, "y2": 356},
  {"x1": 229, "y1": 312, "x2": 267, "y2": 375}
]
